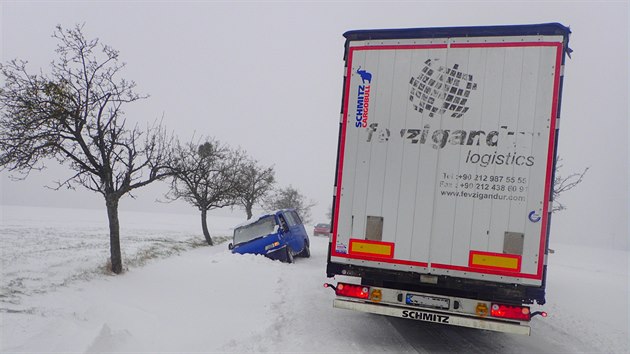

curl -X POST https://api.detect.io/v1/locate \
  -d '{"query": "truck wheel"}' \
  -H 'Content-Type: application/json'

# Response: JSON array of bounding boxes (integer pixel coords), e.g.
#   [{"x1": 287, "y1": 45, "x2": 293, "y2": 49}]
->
[{"x1": 285, "y1": 247, "x2": 294, "y2": 263}]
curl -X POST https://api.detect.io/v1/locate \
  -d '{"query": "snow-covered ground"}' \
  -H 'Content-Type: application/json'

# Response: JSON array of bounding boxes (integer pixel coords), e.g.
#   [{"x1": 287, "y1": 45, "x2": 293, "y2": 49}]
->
[
  {"x1": 1, "y1": 205, "x2": 628, "y2": 353},
  {"x1": 1, "y1": 205, "x2": 235, "y2": 311}
]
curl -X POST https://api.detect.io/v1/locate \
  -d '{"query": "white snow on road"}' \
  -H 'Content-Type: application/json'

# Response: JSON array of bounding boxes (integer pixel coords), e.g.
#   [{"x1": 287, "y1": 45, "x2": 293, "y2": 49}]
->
[{"x1": 1, "y1": 206, "x2": 628, "y2": 353}]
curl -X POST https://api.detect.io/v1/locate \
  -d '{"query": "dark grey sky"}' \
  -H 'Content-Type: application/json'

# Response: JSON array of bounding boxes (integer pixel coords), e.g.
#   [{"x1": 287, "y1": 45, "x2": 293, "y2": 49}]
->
[{"x1": 1, "y1": 1, "x2": 627, "y2": 248}]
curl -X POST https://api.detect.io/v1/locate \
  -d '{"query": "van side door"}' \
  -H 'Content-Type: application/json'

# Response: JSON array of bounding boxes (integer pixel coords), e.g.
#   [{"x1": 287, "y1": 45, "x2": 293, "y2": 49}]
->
[{"x1": 289, "y1": 210, "x2": 308, "y2": 245}]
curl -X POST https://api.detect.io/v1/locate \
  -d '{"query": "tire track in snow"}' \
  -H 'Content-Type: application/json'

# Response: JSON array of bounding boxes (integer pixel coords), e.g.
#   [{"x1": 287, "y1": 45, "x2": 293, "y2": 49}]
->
[{"x1": 216, "y1": 256, "x2": 288, "y2": 353}]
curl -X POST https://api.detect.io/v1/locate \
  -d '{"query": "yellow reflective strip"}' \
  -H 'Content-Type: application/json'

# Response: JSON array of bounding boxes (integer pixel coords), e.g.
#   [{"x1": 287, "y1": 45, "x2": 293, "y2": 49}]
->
[
  {"x1": 471, "y1": 254, "x2": 519, "y2": 270},
  {"x1": 351, "y1": 242, "x2": 392, "y2": 256}
]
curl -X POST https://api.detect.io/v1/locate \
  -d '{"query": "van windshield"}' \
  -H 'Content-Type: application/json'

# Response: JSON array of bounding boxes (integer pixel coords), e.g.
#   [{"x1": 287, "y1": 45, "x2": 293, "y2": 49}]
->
[{"x1": 233, "y1": 216, "x2": 277, "y2": 245}]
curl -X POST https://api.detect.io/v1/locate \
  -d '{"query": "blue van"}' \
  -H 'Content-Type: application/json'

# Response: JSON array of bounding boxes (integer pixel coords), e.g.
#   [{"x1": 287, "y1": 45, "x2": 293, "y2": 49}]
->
[{"x1": 228, "y1": 209, "x2": 310, "y2": 263}]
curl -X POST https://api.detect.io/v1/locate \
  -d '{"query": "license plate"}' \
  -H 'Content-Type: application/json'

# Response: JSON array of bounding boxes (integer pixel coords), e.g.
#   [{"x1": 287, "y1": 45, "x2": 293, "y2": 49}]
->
[{"x1": 405, "y1": 293, "x2": 450, "y2": 310}]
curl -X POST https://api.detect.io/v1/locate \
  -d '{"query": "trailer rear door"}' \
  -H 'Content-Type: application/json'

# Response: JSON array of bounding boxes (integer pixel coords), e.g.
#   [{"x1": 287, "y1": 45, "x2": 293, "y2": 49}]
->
[{"x1": 331, "y1": 25, "x2": 570, "y2": 286}]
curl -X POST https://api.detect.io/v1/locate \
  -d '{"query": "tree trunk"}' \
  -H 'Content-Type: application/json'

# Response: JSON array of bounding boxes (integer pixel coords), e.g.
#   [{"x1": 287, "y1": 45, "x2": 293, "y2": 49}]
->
[
  {"x1": 246, "y1": 203, "x2": 253, "y2": 220},
  {"x1": 201, "y1": 209, "x2": 213, "y2": 245},
  {"x1": 105, "y1": 195, "x2": 123, "y2": 274}
]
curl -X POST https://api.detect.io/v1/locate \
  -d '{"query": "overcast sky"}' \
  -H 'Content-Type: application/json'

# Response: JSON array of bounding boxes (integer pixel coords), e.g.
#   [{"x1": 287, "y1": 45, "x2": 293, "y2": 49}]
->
[{"x1": 1, "y1": 1, "x2": 628, "y2": 249}]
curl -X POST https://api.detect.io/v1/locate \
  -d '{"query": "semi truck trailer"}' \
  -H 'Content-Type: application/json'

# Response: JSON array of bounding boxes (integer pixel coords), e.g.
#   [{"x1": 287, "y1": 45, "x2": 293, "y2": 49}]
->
[{"x1": 325, "y1": 23, "x2": 571, "y2": 335}]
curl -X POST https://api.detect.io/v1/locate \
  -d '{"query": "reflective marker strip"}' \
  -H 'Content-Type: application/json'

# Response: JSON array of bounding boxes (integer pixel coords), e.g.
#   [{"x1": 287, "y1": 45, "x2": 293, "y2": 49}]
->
[
  {"x1": 349, "y1": 239, "x2": 394, "y2": 258},
  {"x1": 469, "y1": 251, "x2": 521, "y2": 272}
]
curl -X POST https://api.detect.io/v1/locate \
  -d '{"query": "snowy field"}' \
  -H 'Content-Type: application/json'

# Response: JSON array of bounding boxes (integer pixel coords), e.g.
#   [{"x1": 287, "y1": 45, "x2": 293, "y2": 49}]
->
[
  {"x1": 1, "y1": 205, "x2": 235, "y2": 312},
  {"x1": 1, "y1": 205, "x2": 628, "y2": 353}
]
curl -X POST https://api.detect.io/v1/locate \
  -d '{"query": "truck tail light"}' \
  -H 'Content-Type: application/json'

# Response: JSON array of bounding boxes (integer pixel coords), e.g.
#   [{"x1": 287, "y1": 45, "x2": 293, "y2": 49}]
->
[
  {"x1": 490, "y1": 303, "x2": 531, "y2": 321},
  {"x1": 335, "y1": 283, "x2": 370, "y2": 299}
]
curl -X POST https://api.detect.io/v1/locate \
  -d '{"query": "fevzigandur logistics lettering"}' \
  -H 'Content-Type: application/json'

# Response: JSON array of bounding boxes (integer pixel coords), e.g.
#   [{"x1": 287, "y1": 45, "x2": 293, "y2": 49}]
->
[{"x1": 366, "y1": 122, "x2": 536, "y2": 169}]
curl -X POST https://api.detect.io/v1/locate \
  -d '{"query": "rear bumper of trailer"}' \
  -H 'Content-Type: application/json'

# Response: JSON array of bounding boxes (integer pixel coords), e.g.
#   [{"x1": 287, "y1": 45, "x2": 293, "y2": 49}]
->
[{"x1": 333, "y1": 298, "x2": 531, "y2": 336}]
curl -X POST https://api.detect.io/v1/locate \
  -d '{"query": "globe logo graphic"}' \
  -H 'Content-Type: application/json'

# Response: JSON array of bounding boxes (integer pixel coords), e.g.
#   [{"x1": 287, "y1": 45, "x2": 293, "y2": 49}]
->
[{"x1": 409, "y1": 59, "x2": 478, "y2": 118}]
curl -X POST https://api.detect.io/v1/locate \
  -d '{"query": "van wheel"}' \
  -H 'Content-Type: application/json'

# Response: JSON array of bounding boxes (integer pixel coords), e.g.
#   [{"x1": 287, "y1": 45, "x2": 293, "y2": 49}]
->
[
  {"x1": 285, "y1": 247, "x2": 294, "y2": 263},
  {"x1": 299, "y1": 242, "x2": 310, "y2": 258}
]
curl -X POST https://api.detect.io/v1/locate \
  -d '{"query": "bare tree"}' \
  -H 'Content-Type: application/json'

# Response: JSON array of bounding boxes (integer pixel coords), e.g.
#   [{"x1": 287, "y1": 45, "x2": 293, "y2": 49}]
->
[
  {"x1": 265, "y1": 185, "x2": 316, "y2": 224},
  {"x1": 0, "y1": 25, "x2": 174, "y2": 274},
  {"x1": 553, "y1": 158, "x2": 589, "y2": 213},
  {"x1": 236, "y1": 159, "x2": 275, "y2": 220},
  {"x1": 166, "y1": 138, "x2": 244, "y2": 245}
]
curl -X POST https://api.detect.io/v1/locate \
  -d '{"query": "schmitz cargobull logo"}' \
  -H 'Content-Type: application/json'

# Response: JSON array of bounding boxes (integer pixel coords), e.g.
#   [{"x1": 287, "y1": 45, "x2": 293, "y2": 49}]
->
[
  {"x1": 355, "y1": 66, "x2": 372, "y2": 128},
  {"x1": 409, "y1": 59, "x2": 477, "y2": 119}
]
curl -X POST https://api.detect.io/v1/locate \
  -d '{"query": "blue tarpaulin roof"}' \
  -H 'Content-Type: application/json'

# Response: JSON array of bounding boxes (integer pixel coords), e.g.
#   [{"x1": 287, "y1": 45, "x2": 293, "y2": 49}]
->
[
  {"x1": 343, "y1": 23, "x2": 570, "y2": 41},
  {"x1": 343, "y1": 23, "x2": 572, "y2": 58}
]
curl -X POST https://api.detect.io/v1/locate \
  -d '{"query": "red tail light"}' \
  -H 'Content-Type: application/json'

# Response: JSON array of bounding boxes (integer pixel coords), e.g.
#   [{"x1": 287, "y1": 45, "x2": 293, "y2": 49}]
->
[
  {"x1": 491, "y1": 303, "x2": 531, "y2": 321},
  {"x1": 335, "y1": 283, "x2": 370, "y2": 299}
]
